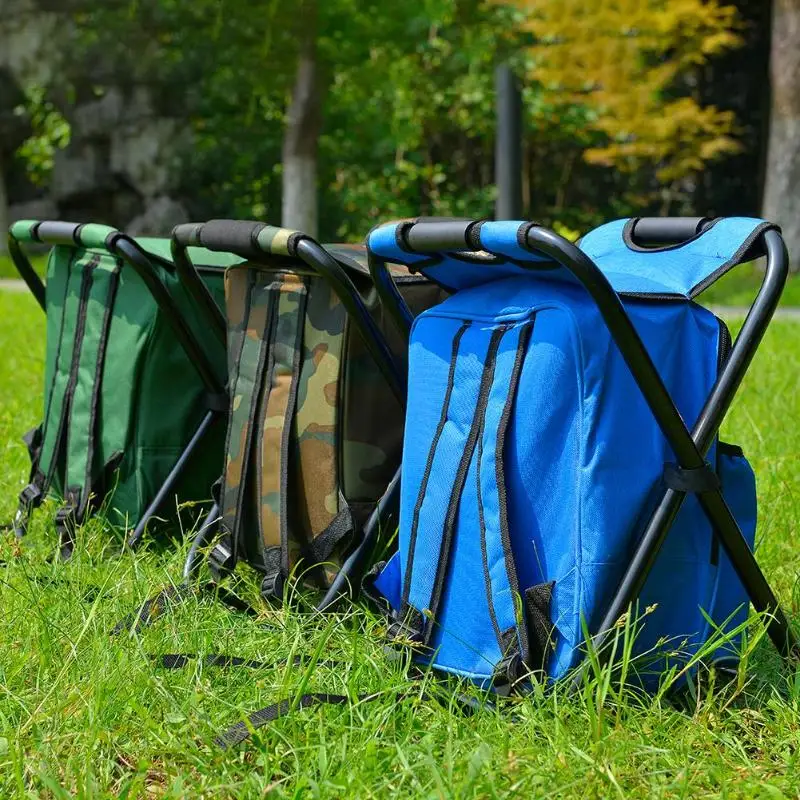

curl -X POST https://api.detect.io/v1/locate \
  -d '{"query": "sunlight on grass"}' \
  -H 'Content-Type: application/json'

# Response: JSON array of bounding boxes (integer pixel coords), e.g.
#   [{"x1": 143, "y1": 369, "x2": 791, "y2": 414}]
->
[
  {"x1": 0, "y1": 251, "x2": 48, "y2": 280},
  {"x1": 0, "y1": 291, "x2": 799, "y2": 796}
]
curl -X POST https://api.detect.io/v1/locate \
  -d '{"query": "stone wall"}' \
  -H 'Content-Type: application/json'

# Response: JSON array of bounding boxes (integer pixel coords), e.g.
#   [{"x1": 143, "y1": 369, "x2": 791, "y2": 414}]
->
[{"x1": 0, "y1": 0, "x2": 190, "y2": 249}]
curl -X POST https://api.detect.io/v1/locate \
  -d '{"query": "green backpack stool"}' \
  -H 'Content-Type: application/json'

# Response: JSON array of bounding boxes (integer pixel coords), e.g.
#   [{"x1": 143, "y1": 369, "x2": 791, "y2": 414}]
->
[{"x1": 6, "y1": 220, "x2": 236, "y2": 558}]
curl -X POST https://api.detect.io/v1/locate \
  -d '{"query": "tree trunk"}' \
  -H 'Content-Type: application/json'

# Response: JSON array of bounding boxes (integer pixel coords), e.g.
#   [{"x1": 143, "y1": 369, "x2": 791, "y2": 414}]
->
[
  {"x1": 282, "y1": 21, "x2": 321, "y2": 238},
  {"x1": 763, "y1": 0, "x2": 800, "y2": 269}
]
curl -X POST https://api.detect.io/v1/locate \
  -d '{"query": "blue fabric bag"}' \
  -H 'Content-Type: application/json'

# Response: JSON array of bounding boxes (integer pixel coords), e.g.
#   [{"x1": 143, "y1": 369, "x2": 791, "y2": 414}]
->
[{"x1": 366, "y1": 217, "x2": 768, "y2": 689}]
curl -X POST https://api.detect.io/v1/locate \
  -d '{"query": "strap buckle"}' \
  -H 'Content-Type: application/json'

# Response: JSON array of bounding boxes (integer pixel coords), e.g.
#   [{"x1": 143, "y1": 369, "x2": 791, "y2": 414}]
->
[
  {"x1": 386, "y1": 609, "x2": 425, "y2": 647},
  {"x1": 260, "y1": 571, "x2": 285, "y2": 602},
  {"x1": 19, "y1": 482, "x2": 43, "y2": 509},
  {"x1": 13, "y1": 482, "x2": 44, "y2": 538},
  {"x1": 208, "y1": 536, "x2": 236, "y2": 582},
  {"x1": 491, "y1": 651, "x2": 522, "y2": 697},
  {"x1": 54, "y1": 504, "x2": 78, "y2": 561},
  {"x1": 54, "y1": 505, "x2": 76, "y2": 529}
]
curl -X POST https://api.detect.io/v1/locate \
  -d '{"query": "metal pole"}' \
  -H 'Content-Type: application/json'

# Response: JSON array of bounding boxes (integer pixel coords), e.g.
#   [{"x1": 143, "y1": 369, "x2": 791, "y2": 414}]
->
[{"x1": 495, "y1": 64, "x2": 523, "y2": 220}]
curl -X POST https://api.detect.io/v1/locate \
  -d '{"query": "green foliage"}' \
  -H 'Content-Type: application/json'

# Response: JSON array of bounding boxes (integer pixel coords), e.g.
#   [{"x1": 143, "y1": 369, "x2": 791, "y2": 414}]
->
[
  {"x1": 56, "y1": 0, "x2": 584, "y2": 236},
  {"x1": 13, "y1": 86, "x2": 71, "y2": 187},
  {"x1": 19, "y1": 0, "x2": 754, "y2": 237},
  {"x1": 1, "y1": 292, "x2": 800, "y2": 796}
]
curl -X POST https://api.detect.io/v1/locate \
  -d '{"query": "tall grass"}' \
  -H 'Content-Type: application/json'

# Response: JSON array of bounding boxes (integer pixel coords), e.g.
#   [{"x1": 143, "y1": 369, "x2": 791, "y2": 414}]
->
[{"x1": 1, "y1": 292, "x2": 799, "y2": 797}]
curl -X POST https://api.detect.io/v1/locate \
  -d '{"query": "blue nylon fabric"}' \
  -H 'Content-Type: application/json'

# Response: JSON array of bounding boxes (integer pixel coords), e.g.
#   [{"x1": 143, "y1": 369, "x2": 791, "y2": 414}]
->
[
  {"x1": 404, "y1": 323, "x2": 489, "y2": 615},
  {"x1": 419, "y1": 260, "x2": 552, "y2": 292},
  {"x1": 372, "y1": 551, "x2": 402, "y2": 612},
  {"x1": 366, "y1": 223, "x2": 430, "y2": 266},
  {"x1": 478, "y1": 220, "x2": 547, "y2": 262},
  {"x1": 422, "y1": 323, "x2": 530, "y2": 678},
  {"x1": 477, "y1": 323, "x2": 529, "y2": 640},
  {"x1": 367, "y1": 217, "x2": 770, "y2": 298},
  {"x1": 372, "y1": 218, "x2": 758, "y2": 686},
  {"x1": 579, "y1": 217, "x2": 771, "y2": 297}
]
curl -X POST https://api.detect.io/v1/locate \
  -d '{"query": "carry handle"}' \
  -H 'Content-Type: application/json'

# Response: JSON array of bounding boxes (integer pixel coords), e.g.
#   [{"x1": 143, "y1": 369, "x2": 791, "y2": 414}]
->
[
  {"x1": 403, "y1": 220, "x2": 475, "y2": 252},
  {"x1": 628, "y1": 217, "x2": 712, "y2": 246},
  {"x1": 172, "y1": 220, "x2": 406, "y2": 404},
  {"x1": 392, "y1": 216, "x2": 721, "y2": 253},
  {"x1": 8, "y1": 221, "x2": 123, "y2": 310},
  {"x1": 7, "y1": 219, "x2": 225, "y2": 394},
  {"x1": 172, "y1": 220, "x2": 301, "y2": 260},
  {"x1": 10, "y1": 220, "x2": 120, "y2": 251},
  {"x1": 170, "y1": 220, "x2": 308, "y2": 348}
]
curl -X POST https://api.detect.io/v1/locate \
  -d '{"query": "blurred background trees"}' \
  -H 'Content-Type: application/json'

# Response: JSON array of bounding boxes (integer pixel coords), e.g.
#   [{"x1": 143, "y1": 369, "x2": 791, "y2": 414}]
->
[{"x1": 0, "y1": 0, "x2": 796, "y2": 260}]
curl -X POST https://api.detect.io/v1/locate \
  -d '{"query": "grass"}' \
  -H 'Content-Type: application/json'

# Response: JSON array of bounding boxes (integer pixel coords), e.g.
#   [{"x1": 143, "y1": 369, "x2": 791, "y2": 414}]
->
[
  {"x1": 699, "y1": 261, "x2": 800, "y2": 307},
  {"x1": 0, "y1": 251, "x2": 48, "y2": 280},
  {"x1": 1, "y1": 290, "x2": 800, "y2": 798}
]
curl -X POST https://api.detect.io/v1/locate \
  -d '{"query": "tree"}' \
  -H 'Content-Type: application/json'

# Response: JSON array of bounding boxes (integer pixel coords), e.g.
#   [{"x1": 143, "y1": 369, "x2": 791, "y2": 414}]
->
[
  {"x1": 763, "y1": 0, "x2": 800, "y2": 268},
  {"x1": 282, "y1": 11, "x2": 322, "y2": 236},
  {"x1": 510, "y1": 0, "x2": 744, "y2": 212}
]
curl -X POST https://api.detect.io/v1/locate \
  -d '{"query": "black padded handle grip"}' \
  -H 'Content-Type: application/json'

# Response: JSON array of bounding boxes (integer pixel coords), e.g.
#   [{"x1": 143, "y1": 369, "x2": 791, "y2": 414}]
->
[
  {"x1": 630, "y1": 217, "x2": 712, "y2": 246},
  {"x1": 33, "y1": 221, "x2": 82, "y2": 246},
  {"x1": 403, "y1": 219, "x2": 476, "y2": 252},
  {"x1": 173, "y1": 219, "x2": 266, "y2": 258},
  {"x1": 172, "y1": 219, "x2": 302, "y2": 258}
]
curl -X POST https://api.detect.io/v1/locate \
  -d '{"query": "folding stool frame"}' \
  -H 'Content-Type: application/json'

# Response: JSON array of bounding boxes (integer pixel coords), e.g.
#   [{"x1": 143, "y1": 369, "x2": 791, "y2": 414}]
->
[
  {"x1": 7, "y1": 220, "x2": 228, "y2": 549},
  {"x1": 366, "y1": 216, "x2": 800, "y2": 671},
  {"x1": 170, "y1": 220, "x2": 406, "y2": 609}
]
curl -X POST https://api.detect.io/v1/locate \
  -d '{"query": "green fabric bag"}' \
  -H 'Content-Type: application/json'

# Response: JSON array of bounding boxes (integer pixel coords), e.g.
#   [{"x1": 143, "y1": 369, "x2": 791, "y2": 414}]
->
[{"x1": 7, "y1": 220, "x2": 238, "y2": 557}]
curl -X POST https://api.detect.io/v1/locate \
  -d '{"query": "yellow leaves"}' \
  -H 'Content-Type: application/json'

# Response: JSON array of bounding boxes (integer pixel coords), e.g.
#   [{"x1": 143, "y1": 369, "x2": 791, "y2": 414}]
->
[{"x1": 505, "y1": 0, "x2": 743, "y2": 184}]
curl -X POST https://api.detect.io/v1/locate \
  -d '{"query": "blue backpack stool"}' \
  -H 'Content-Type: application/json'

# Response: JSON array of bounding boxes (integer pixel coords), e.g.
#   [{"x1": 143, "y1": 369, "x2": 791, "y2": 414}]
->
[{"x1": 363, "y1": 216, "x2": 799, "y2": 690}]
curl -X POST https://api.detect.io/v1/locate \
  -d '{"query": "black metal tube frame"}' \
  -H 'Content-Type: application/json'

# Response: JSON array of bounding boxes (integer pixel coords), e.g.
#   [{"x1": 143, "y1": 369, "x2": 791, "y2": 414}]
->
[
  {"x1": 367, "y1": 218, "x2": 799, "y2": 670},
  {"x1": 171, "y1": 223, "x2": 406, "y2": 606},
  {"x1": 7, "y1": 223, "x2": 227, "y2": 547}
]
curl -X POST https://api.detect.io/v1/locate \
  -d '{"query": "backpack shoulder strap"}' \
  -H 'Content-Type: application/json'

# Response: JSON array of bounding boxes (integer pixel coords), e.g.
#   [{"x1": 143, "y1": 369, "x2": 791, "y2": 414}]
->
[
  {"x1": 397, "y1": 317, "x2": 551, "y2": 681},
  {"x1": 220, "y1": 268, "x2": 274, "y2": 565},
  {"x1": 579, "y1": 217, "x2": 777, "y2": 297},
  {"x1": 13, "y1": 250, "x2": 96, "y2": 538},
  {"x1": 256, "y1": 273, "x2": 309, "y2": 598},
  {"x1": 56, "y1": 255, "x2": 121, "y2": 558},
  {"x1": 220, "y1": 268, "x2": 315, "y2": 599}
]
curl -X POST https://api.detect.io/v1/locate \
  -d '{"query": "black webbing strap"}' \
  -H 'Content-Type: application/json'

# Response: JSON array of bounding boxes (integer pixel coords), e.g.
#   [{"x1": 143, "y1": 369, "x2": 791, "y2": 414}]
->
[
  {"x1": 55, "y1": 259, "x2": 121, "y2": 560},
  {"x1": 215, "y1": 692, "x2": 377, "y2": 749},
  {"x1": 74, "y1": 260, "x2": 121, "y2": 525},
  {"x1": 255, "y1": 274, "x2": 309, "y2": 599},
  {"x1": 10, "y1": 258, "x2": 96, "y2": 541},
  {"x1": 663, "y1": 462, "x2": 721, "y2": 494},
  {"x1": 214, "y1": 685, "x2": 493, "y2": 750},
  {"x1": 8, "y1": 250, "x2": 80, "y2": 538},
  {"x1": 155, "y1": 653, "x2": 343, "y2": 671},
  {"x1": 7, "y1": 467, "x2": 43, "y2": 538},
  {"x1": 110, "y1": 581, "x2": 259, "y2": 636},
  {"x1": 305, "y1": 506, "x2": 355, "y2": 565},
  {"x1": 49, "y1": 259, "x2": 103, "y2": 559},
  {"x1": 220, "y1": 275, "x2": 277, "y2": 561},
  {"x1": 54, "y1": 488, "x2": 80, "y2": 561}
]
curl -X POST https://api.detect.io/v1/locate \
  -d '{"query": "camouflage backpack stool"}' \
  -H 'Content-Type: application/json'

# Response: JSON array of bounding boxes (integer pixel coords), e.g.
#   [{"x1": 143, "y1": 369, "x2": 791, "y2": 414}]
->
[{"x1": 171, "y1": 220, "x2": 444, "y2": 605}]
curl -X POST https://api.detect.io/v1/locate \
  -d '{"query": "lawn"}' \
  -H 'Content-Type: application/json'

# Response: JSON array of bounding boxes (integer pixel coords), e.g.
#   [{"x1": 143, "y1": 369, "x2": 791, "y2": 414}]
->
[
  {"x1": 0, "y1": 289, "x2": 799, "y2": 798},
  {"x1": 0, "y1": 251, "x2": 48, "y2": 281}
]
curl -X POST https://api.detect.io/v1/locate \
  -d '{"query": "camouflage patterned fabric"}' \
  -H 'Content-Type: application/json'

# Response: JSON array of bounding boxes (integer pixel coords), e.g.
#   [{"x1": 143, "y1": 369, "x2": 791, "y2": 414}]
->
[
  {"x1": 219, "y1": 246, "x2": 446, "y2": 592},
  {"x1": 257, "y1": 273, "x2": 308, "y2": 578}
]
